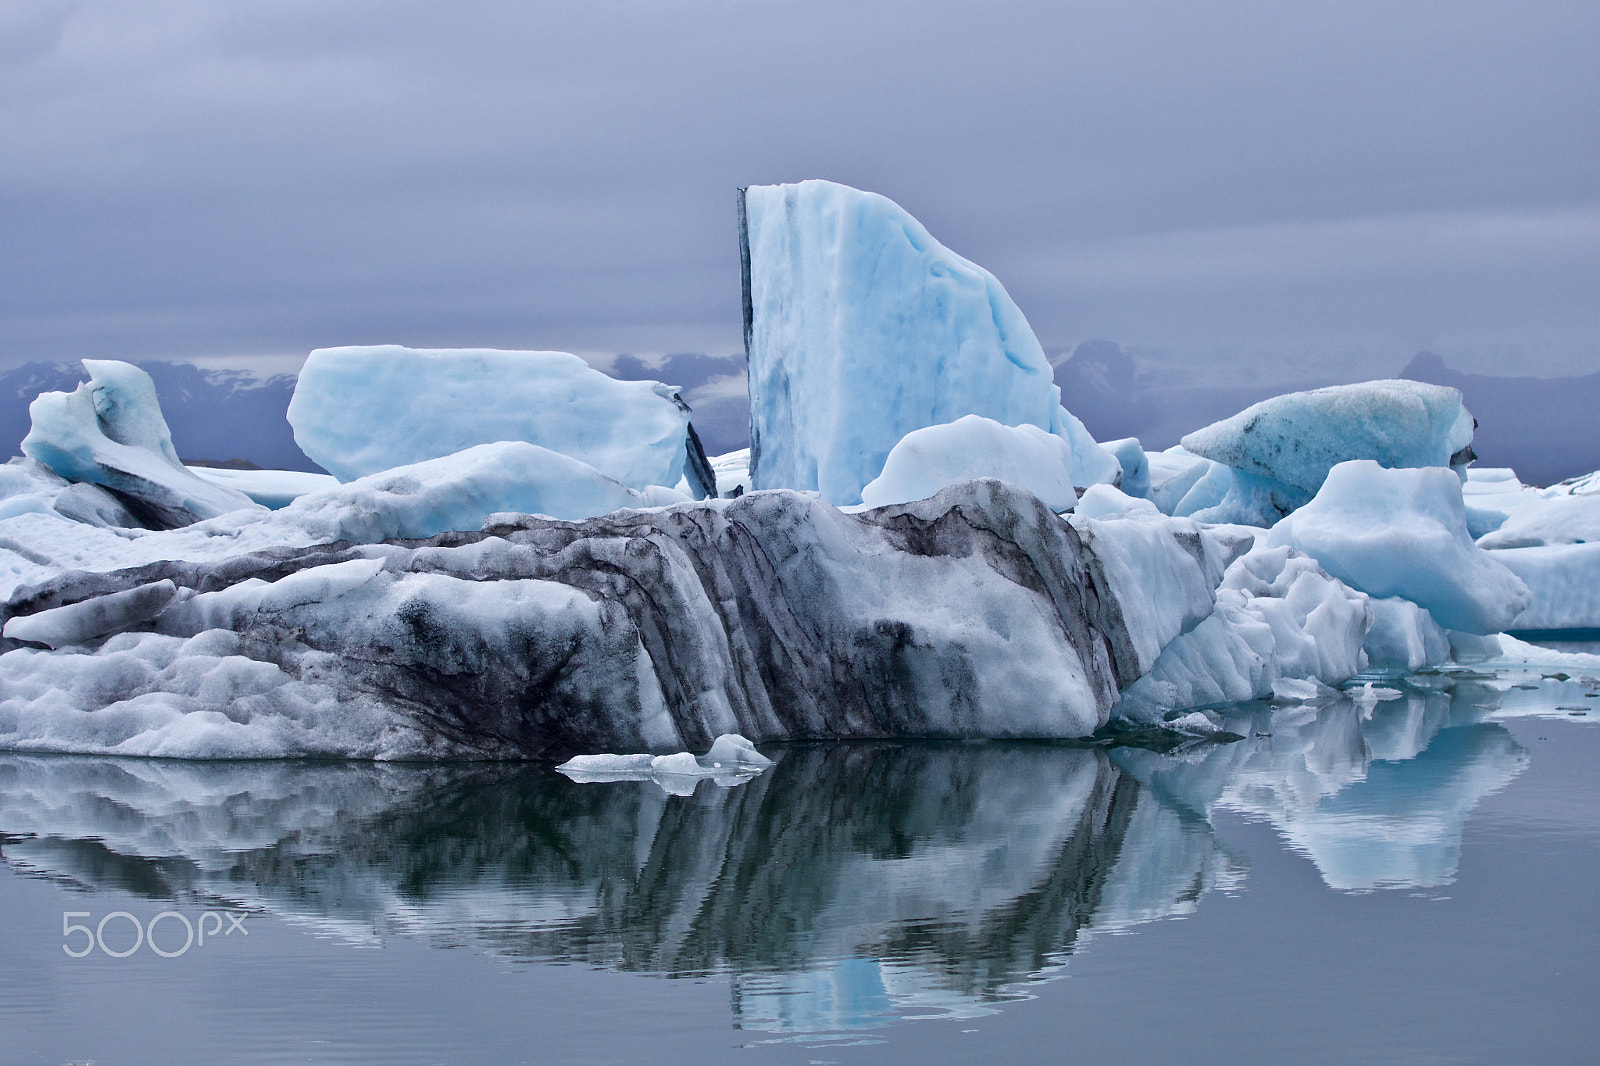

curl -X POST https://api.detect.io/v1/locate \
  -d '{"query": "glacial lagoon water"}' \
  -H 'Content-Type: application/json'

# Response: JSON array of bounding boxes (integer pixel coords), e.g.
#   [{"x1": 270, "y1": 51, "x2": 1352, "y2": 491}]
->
[{"x1": 2, "y1": 666, "x2": 1597, "y2": 1065}]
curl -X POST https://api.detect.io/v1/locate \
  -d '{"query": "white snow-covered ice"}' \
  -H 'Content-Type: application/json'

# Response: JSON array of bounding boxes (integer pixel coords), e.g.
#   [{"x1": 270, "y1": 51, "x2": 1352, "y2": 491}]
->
[
  {"x1": 1490, "y1": 543, "x2": 1600, "y2": 633},
  {"x1": 859, "y1": 415, "x2": 1079, "y2": 512},
  {"x1": 186, "y1": 466, "x2": 341, "y2": 509},
  {"x1": 1477, "y1": 492, "x2": 1600, "y2": 549}
]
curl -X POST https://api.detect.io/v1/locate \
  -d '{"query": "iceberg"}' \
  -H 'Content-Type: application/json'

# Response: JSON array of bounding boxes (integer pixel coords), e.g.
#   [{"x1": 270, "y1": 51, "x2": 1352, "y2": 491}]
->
[
  {"x1": 0, "y1": 456, "x2": 140, "y2": 529},
  {"x1": 557, "y1": 734, "x2": 774, "y2": 793},
  {"x1": 859, "y1": 415, "x2": 1079, "y2": 512},
  {"x1": 1265, "y1": 461, "x2": 1531, "y2": 635},
  {"x1": 1363, "y1": 596, "x2": 1453, "y2": 673},
  {"x1": 740, "y1": 179, "x2": 1116, "y2": 504},
  {"x1": 1181, "y1": 379, "x2": 1476, "y2": 496},
  {"x1": 287, "y1": 345, "x2": 713, "y2": 497},
  {"x1": 1113, "y1": 542, "x2": 1372, "y2": 722},
  {"x1": 21, "y1": 360, "x2": 264, "y2": 528},
  {"x1": 1476, "y1": 492, "x2": 1600, "y2": 549},
  {"x1": 1145, "y1": 448, "x2": 1214, "y2": 515},
  {"x1": 1101, "y1": 438, "x2": 1150, "y2": 500},
  {"x1": 186, "y1": 465, "x2": 341, "y2": 510},
  {"x1": 1492, "y1": 543, "x2": 1600, "y2": 634},
  {"x1": 1, "y1": 479, "x2": 1305, "y2": 758}
]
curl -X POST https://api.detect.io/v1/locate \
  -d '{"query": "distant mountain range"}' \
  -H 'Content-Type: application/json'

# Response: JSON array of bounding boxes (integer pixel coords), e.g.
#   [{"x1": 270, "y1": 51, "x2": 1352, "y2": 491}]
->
[
  {"x1": 1399, "y1": 352, "x2": 1600, "y2": 486},
  {"x1": 5, "y1": 349, "x2": 1592, "y2": 485}
]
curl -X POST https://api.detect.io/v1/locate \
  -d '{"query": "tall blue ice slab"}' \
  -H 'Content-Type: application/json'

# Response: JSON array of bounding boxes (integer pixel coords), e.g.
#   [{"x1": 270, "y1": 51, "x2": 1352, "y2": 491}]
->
[{"x1": 741, "y1": 180, "x2": 1109, "y2": 505}]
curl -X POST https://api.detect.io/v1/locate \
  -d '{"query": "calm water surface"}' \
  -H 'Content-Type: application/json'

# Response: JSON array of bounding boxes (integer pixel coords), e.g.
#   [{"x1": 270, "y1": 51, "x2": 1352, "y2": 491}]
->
[{"x1": 2, "y1": 665, "x2": 1597, "y2": 1064}]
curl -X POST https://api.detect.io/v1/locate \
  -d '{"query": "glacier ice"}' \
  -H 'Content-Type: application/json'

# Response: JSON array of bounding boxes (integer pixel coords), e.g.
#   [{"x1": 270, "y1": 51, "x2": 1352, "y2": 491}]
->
[
  {"x1": 2, "y1": 479, "x2": 1328, "y2": 757},
  {"x1": 0, "y1": 458, "x2": 139, "y2": 530},
  {"x1": 1145, "y1": 448, "x2": 1214, "y2": 515},
  {"x1": 1112, "y1": 542, "x2": 1372, "y2": 722},
  {"x1": 740, "y1": 179, "x2": 1116, "y2": 504},
  {"x1": 186, "y1": 465, "x2": 341, "y2": 509},
  {"x1": 21, "y1": 360, "x2": 264, "y2": 528},
  {"x1": 1490, "y1": 543, "x2": 1600, "y2": 633},
  {"x1": 288, "y1": 345, "x2": 711, "y2": 496},
  {"x1": 1072, "y1": 484, "x2": 1161, "y2": 520},
  {"x1": 1477, "y1": 492, "x2": 1600, "y2": 549},
  {"x1": 1101, "y1": 438, "x2": 1150, "y2": 500},
  {"x1": 1181, "y1": 379, "x2": 1475, "y2": 496},
  {"x1": 1362, "y1": 596, "x2": 1453, "y2": 672},
  {"x1": 859, "y1": 415, "x2": 1079, "y2": 512},
  {"x1": 1171, "y1": 462, "x2": 1311, "y2": 527},
  {"x1": 1265, "y1": 461, "x2": 1531, "y2": 635},
  {"x1": 707, "y1": 448, "x2": 751, "y2": 498}
]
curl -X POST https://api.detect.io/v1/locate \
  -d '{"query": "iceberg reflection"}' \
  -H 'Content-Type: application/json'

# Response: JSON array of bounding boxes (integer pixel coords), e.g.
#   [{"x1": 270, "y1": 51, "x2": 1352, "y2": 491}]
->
[
  {"x1": 1114, "y1": 678, "x2": 1530, "y2": 891},
  {"x1": 0, "y1": 684, "x2": 1535, "y2": 1033}
]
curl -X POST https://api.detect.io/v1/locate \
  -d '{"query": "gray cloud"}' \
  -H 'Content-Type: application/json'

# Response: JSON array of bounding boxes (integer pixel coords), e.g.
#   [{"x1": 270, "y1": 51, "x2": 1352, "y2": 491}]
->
[{"x1": 2, "y1": 0, "x2": 1596, "y2": 379}]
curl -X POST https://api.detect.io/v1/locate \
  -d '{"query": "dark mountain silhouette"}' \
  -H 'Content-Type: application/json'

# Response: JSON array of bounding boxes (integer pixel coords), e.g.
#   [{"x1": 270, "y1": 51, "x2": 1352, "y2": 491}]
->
[{"x1": 1401, "y1": 352, "x2": 1600, "y2": 486}]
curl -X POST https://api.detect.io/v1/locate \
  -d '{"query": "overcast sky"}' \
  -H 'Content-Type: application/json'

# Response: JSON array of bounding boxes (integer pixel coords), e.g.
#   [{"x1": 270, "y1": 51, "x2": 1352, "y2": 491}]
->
[{"x1": 3, "y1": 0, "x2": 1596, "y2": 382}]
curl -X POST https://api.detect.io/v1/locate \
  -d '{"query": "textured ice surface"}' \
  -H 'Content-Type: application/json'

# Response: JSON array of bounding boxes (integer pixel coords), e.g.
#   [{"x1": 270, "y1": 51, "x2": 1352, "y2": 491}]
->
[
  {"x1": 1, "y1": 480, "x2": 1293, "y2": 757},
  {"x1": 1171, "y1": 462, "x2": 1310, "y2": 527},
  {"x1": 1363, "y1": 597, "x2": 1452, "y2": 672},
  {"x1": 0, "y1": 628, "x2": 447, "y2": 758},
  {"x1": 742, "y1": 180, "x2": 1115, "y2": 504},
  {"x1": 0, "y1": 457, "x2": 139, "y2": 530},
  {"x1": 1066, "y1": 510, "x2": 1237, "y2": 684},
  {"x1": 1477, "y1": 493, "x2": 1600, "y2": 549},
  {"x1": 1113, "y1": 543, "x2": 1372, "y2": 721},
  {"x1": 1181, "y1": 379, "x2": 1475, "y2": 495},
  {"x1": 0, "y1": 441, "x2": 653, "y2": 601},
  {"x1": 1101, "y1": 438, "x2": 1150, "y2": 500},
  {"x1": 1146, "y1": 448, "x2": 1214, "y2": 514},
  {"x1": 1266, "y1": 461, "x2": 1530, "y2": 634},
  {"x1": 1073, "y1": 484, "x2": 1161, "y2": 520},
  {"x1": 859, "y1": 415, "x2": 1079, "y2": 511},
  {"x1": 22, "y1": 360, "x2": 263, "y2": 527},
  {"x1": 1492, "y1": 543, "x2": 1600, "y2": 632},
  {"x1": 288, "y1": 346, "x2": 697, "y2": 491},
  {"x1": 187, "y1": 466, "x2": 340, "y2": 509}
]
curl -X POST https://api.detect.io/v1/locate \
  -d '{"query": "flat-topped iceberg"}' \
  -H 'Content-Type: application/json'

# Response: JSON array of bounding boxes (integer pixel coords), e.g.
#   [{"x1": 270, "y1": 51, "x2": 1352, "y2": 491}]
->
[
  {"x1": 1265, "y1": 461, "x2": 1530, "y2": 634},
  {"x1": 21, "y1": 360, "x2": 264, "y2": 528},
  {"x1": 1181, "y1": 379, "x2": 1475, "y2": 496},
  {"x1": 287, "y1": 345, "x2": 713, "y2": 496},
  {"x1": 741, "y1": 179, "x2": 1117, "y2": 504}
]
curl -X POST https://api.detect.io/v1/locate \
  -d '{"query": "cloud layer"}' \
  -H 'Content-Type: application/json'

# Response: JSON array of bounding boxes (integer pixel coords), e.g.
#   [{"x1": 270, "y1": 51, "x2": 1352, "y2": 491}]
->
[{"x1": 3, "y1": 1, "x2": 1596, "y2": 378}]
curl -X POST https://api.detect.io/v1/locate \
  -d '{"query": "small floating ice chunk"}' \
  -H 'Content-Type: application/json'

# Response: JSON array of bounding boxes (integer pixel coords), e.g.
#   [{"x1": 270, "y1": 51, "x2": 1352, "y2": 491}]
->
[
  {"x1": 704, "y1": 732, "x2": 774, "y2": 768},
  {"x1": 1165, "y1": 712, "x2": 1221, "y2": 736},
  {"x1": 556, "y1": 734, "x2": 773, "y2": 790}
]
